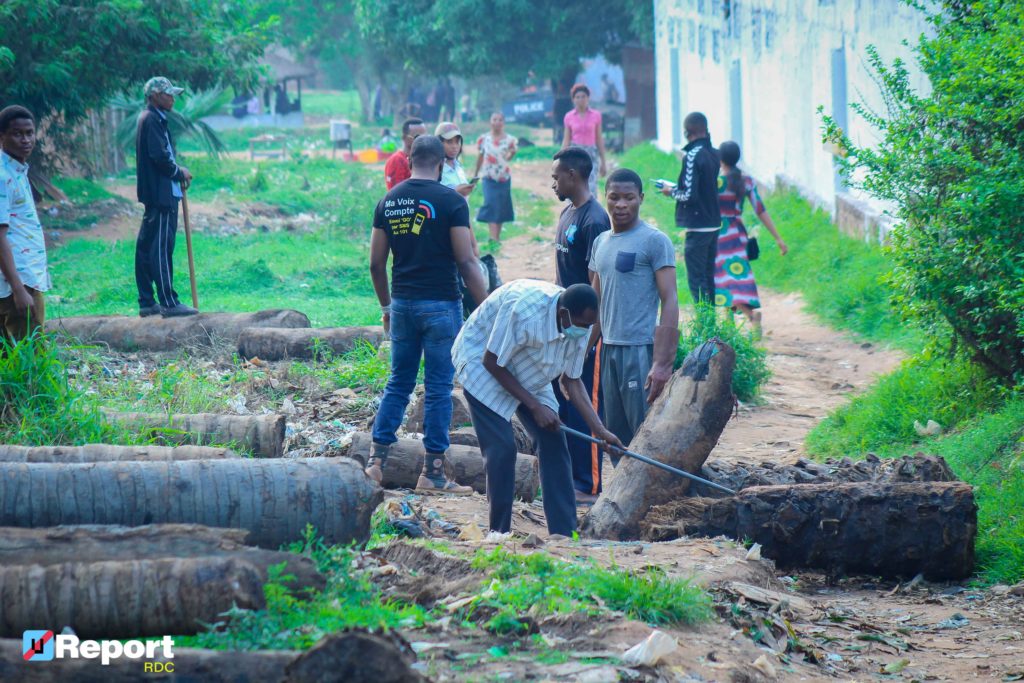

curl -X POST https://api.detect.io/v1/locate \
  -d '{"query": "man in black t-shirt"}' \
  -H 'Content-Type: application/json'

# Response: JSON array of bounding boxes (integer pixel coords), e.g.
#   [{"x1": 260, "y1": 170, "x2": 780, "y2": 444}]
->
[
  {"x1": 551, "y1": 146, "x2": 611, "y2": 504},
  {"x1": 367, "y1": 135, "x2": 489, "y2": 494}
]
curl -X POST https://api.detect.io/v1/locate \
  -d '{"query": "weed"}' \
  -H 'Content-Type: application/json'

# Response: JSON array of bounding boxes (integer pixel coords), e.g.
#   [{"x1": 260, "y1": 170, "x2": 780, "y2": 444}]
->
[
  {"x1": 287, "y1": 341, "x2": 390, "y2": 394},
  {"x1": 467, "y1": 547, "x2": 712, "y2": 632},
  {"x1": 678, "y1": 303, "x2": 771, "y2": 402}
]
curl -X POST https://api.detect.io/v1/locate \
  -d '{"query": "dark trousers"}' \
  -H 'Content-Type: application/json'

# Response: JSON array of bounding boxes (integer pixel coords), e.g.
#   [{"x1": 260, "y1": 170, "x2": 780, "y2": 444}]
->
[
  {"x1": 135, "y1": 204, "x2": 180, "y2": 308},
  {"x1": 465, "y1": 391, "x2": 577, "y2": 536},
  {"x1": 684, "y1": 229, "x2": 719, "y2": 304},
  {"x1": 553, "y1": 343, "x2": 604, "y2": 495}
]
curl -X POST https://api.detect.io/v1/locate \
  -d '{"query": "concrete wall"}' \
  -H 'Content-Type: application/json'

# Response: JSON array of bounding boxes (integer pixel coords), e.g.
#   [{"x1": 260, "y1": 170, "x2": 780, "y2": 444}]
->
[{"x1": 654, "y1": 0, "x2": 930, "y2": 242}]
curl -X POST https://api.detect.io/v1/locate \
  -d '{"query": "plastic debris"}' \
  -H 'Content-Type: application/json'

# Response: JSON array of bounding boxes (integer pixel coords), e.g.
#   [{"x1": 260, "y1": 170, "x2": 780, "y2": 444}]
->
[{"x1": 622, "y1": 630, "x2": 678, "y2": 666}]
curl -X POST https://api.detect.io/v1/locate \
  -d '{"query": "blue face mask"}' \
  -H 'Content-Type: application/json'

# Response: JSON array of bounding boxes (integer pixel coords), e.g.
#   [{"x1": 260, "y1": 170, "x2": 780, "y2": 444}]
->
[{"x1": 561, "y1": 308, "x2": 591, "y2": 339}]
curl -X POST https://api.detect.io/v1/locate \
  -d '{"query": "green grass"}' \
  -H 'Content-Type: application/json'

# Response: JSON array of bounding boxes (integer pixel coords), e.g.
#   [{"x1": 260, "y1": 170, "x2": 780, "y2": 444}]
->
[
  {"x1": 300, "y1": 90, "x2": 362, "y2": 120},
  {"x1": 677, "y1": 304, "x2": 770, "y2": 403},
  {"x1": 617, "y1": 144, "x2": 919, "y2": 349},
  {"x1": 469, "y1": 547, "x2": 712, "y2": 633},
  {"x1": 54, "y1": 176, "x2": 120, "y2": 203}
]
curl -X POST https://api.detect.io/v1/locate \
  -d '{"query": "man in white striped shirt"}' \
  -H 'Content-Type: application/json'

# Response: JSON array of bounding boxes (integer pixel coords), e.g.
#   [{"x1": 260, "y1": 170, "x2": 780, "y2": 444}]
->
[{"x1": 452, "y1": 280, "x2": 622, "y2": 536}]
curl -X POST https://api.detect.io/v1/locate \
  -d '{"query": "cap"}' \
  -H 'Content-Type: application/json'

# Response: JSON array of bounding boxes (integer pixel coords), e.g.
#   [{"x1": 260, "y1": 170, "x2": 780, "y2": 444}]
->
[
  {"x1": 144, "y1": 77, "x2": 185, "y2": 98},
  {"x1": 434, "y1": 122, "x2": 462, "y2": 140}
]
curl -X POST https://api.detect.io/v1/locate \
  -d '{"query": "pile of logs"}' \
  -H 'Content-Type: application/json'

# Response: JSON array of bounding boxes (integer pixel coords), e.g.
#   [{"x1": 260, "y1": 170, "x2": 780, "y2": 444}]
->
[
  {"x1": 577, "y1": 339, "x2": 978, "y2": 580},
  {"x1": 237, "y1": 325, "x2": 385, "y2": 361},
  {"x1": 45, "y1": 309, "x2": 310, "y2": 352}
]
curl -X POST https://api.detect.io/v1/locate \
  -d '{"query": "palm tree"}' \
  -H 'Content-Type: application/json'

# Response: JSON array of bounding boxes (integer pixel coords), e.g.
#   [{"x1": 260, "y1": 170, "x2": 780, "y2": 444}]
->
[{"x1": 111, "y1": 88, "x2": 226, "y2": 157}]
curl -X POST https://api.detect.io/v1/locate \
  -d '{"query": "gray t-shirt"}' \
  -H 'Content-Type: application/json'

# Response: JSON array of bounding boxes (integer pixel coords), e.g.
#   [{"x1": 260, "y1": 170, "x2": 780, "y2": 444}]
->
[{"x1": 589, "y1": 220, "x2": 676, "y2": 346}]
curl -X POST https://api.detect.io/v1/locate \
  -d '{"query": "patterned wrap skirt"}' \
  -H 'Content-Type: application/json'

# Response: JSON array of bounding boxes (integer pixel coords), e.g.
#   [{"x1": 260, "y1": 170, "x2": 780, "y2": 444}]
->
[{"x1": 714, "y1": 217, "x2": 761, "y2": 309}]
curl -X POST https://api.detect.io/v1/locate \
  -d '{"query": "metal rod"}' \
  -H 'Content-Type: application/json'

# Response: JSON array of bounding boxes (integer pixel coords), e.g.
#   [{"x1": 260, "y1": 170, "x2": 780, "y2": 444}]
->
[{"x1": 559, "y1": 425, "x2": 737, "y2": 495}]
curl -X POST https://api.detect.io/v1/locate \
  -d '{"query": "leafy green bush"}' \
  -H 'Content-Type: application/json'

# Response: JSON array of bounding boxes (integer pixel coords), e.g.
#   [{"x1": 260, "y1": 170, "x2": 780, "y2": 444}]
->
[
  {"x1": 823, "y1": 0, "x2": 1024, "y2": 384},
  {"x1": 676, "y1": 303, "x2": 770, "y2": 403}
]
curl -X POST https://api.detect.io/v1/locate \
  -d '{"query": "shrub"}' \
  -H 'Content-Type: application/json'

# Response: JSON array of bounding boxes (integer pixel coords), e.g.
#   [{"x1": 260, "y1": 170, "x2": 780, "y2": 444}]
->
[
  {"x1": 823, "y1": 0, "x2": 1024, "y2": 384},
  {"x1": 676, "y1": 303, "x2": 770, "y2": 403}
]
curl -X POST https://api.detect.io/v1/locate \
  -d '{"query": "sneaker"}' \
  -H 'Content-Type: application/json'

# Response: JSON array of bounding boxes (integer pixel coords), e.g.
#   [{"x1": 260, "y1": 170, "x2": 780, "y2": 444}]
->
[
  {"x1": 139, "y1": 304, "x2": 162, "y2": 318},
  {"x1": 415, "y1": 473, "x2": 473, "y2": 496},
  {"x1": 574, "y1": 490, "x2": 599, "y2": 506},
  {"x1": 161, "y1": 303, "x2": 198, "y2": 318}
]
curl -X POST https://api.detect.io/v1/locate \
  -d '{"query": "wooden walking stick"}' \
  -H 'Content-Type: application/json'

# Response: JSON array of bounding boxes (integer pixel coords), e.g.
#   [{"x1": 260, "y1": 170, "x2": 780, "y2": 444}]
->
[{"x1": 181, "y1": 190, "x2": 199, "y2": 310}]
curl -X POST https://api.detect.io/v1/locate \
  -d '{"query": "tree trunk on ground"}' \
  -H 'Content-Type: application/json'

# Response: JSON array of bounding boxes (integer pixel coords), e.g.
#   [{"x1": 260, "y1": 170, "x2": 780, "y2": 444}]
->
[
  {"x1": 0, "y1": 557, "x2": 268, "y2": 638},
  {"x1": 103, "y1": 411, "x2": 285, "y2": 458},
  {"x1": 0, "y1": 458, "x2": 380, "y2": 549},
  {"x1": 405, "y1": 388, "x2": 534, "y2": 454},
  {"x1": 238, "y1": 326, "x2": 384, "y2": 361},
  {"x1": 285, "y1": 629, "x2": 428, "y2": 683},
  {"x1": 0, "y1": 639, "x2": 295, "y2": 682},
  {"x1": 45, "y1": 310, "x2": 310, "y2": 352},
  {"x1": 0, "y1": 443, "x2": 237, "y2": 463},
  {"x1": 0, "y1": 525, "x2": 324, "y2": 593},
  {"x1": 641, "y1": 481, "x2": 977, "y2": 580},
  {"x1": 581, "y1": 340, "x2": 736, "y2": 540},
  {"x1": 688, "y1": 452, "x2": 957, "y2": 498},
  {"x1": 348, "y1": 432, "x2": 539, "y2": 502}
]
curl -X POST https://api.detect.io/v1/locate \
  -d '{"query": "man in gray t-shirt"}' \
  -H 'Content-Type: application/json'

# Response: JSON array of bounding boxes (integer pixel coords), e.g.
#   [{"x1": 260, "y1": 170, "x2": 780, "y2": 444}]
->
[{"x1": 589, "y1": 169, "x2": 679, "y2": 448}]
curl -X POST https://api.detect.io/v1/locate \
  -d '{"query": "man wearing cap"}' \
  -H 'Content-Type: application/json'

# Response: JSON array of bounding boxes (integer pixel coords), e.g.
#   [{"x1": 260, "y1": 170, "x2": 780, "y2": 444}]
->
[{"x1": 135, "y1": 76, "x2": 196, "y2": 318}]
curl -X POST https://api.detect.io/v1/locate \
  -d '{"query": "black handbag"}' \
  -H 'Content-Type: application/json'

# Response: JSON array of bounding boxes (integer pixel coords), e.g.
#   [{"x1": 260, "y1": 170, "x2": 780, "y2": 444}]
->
[{"x1": 746, "y1": 236, "x2": 760, "y2": 261}]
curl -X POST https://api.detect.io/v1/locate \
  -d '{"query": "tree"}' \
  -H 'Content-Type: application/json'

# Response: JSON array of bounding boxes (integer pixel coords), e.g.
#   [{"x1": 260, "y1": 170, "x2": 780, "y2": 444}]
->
[
  {"x1": 0, "y1": 0, "x2": 267, "y2": 161},
  {"x1": 823, "y1": 0, "x2": 1024, "y2": 383}
]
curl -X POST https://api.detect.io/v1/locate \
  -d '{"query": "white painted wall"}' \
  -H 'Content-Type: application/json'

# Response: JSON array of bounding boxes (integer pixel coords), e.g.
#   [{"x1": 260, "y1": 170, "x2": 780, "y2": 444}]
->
[{"x1": 654, "y1": 0, "x2": 930, "y2": 211}]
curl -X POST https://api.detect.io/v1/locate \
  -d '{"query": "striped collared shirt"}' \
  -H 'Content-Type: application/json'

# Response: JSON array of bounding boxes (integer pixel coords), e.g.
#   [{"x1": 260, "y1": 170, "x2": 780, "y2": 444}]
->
[{"x1": 452, "y1": 280, "x2": 588, "y2": 420}]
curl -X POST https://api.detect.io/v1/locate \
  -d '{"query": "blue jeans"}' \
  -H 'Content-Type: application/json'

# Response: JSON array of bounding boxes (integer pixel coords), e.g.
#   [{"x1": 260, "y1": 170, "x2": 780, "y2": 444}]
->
[{"x1": 371, "y1": 298, "x2": 462, "y2": 454}]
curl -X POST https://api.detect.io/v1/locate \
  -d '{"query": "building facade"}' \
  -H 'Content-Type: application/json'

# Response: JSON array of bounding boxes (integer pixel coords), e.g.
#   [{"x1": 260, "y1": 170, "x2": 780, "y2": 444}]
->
[{"x1": 654, "y1": 0, "x2": 930, "y2": 241}]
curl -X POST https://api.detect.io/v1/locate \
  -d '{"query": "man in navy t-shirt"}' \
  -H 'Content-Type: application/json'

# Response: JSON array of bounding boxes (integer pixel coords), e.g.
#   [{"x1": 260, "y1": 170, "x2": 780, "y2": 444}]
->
[
  {"x1": 551, "y1": 146, "x2": 611, "y2": 504},
  {"x1": 367, "y1": 135, "x2": 488, "y2": 493}
]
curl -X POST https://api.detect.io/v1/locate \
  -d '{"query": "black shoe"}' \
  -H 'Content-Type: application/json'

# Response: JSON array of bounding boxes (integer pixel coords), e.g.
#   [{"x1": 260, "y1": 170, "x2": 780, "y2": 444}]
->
[
  {"x1": 161, "y1": 303, "x2": 198, "y2": 318},
  {"x1": 139, "y1": 304, "x2": 162, "y2": 318}
]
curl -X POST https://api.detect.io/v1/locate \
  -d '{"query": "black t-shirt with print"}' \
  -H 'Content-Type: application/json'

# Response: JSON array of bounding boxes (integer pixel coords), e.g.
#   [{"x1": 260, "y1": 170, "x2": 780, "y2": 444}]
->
[
  {"x1": 555, "y1": 196, "x2": 611, "y2": 287},
  {"x1": 373, "y1": 179, "x2": 471, "y2": 301}
]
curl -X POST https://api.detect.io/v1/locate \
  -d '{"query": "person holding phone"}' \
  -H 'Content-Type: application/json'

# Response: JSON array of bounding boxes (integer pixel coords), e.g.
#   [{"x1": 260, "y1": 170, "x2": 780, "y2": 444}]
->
[{"x1": 436, "y1": 122, "x2": 476, "y2": 198}]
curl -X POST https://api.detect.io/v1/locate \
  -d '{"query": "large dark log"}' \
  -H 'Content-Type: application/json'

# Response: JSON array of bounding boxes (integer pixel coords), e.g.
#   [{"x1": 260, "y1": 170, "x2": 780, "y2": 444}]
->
[
  {"x1": 0, "y1": 458, "x2": 380, "y2": 549},
  {"x1": 103, "y1": 411, "x2": 285, "y2": 457},
  {"x1": 641, "y1": 481, "x2": 977, "y2": 579},
  {"x1": 285, "y1": 630, "x2": 428, "y2": 683},
  {"x1": 581, "y1": 340, "x2": 736, "y2": 540},
  {"x1": 0, "y1": 557, "x2": 267, "y2": 638},
  {"x1": 238, "y1": 326, "x2": 385, "y2": 361},
  {"x1": 348, "y1": 432, "x2": 538, "y2": 501},
  {"x1": 0, "y1": 639, "x2": 295, "y2": 682},
  {"x1": 0, "y1": 443, "x2": 237, "y2": 462},
  {"x1": 688, "y1": 453, "x2": 957, "y2": 498},
  {"x1": 0, "y1": 525, "x2": 324, "y2": 593},
  {"x1": 45, "y1": 309, "x2": 310, "y2": 352}
]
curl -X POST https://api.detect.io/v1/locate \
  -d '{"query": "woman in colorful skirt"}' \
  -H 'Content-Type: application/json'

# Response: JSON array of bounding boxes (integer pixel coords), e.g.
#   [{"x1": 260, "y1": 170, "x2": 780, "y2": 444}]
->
[
  {"x1": 473, "y1": 112, "x2": 517, "y2": 243},
  {"x1": 715, "y1": 141, "x2": 788, "y2": 334}
]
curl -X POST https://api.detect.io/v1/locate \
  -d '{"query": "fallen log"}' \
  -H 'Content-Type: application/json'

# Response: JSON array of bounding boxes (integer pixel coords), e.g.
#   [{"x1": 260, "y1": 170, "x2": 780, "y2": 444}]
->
[
  {"x1": 689, "y1": 452, "x2": 957, "y2": 498},
  {"x1": 0, "y1": 458, "x2": 380, "y2": 549},
  {"x1": 640, "y1": 481, "x2": 977, "y2": 579},
  {"x1": 285, "y1": 629, "x2": 428, "y2": 683},
  {"x1": 581, "y1": 340, "x2": 736, "y2": 540},
  {"x1": 238, "y1": 325, "x2": 385, "y2": 361},
  {"x1": 348, "y1": 432, "x2": 539, "y2": 501},
  {"x1": 0, "y1": 639, "x2": 295, "y2": 683},
  {"x1": 45, "y1": 309, "x2": 310, "y2": 352},
  {"x1": 405, "y1": 388, "x2": 534, "y2": 454},
  {"x1": 0, "y1": 525, "x2": 324, "y2": 593},
  {"x1": 0, "y1": 443, "x2": 237, "y2": 462},
  {"x1": 0, "y1": 557, "x2": 267, "y2": 638},
  {"x1": 104, "y1": 411, "x2": 284, "y2": 457}
]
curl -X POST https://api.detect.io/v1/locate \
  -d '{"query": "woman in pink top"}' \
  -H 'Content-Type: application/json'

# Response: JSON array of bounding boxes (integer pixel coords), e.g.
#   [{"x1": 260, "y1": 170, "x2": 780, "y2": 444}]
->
[{"x1": 560, "y1": 84, "x2": 607, "y2": 195}]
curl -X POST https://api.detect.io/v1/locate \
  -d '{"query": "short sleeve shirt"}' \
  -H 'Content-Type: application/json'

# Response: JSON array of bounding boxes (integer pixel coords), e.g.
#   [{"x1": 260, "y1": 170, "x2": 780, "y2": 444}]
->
[
  {"x1": 440, "y1": 157, "x2": 469, "y2": 190},
  {"x1": 452, "y1": 280, "x2": 588, "y2": 419},
  {"x1": 373, "y1": 179, "x2": 470, "y2": 301},
  {"x1": 589, "y1": 221, "x2": 675, "y2": 346},
  {"x1": 476, "y1": 133, "x2": 517, "y2": 182},
  {"x1": 0, "y1": 152, "x2": 50, "y2": 297},
  {"x1": 563, "y1": 108, "x2": 602, "y2": 147},
  {"x1": 384, "y1": 150, "x2": 411, "y2": 190},
  {"x1": 555, "y1": 197, "x2": 610, "y2": 287}
]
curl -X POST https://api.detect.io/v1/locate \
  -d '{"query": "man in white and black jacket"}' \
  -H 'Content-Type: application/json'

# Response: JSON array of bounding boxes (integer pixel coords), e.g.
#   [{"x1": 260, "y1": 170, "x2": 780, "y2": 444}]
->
[
  {"x1": 135, "y1": 77, "x2": 196, "y2": 317},
  {"x1": 662, "y1": 112, "x2": 721, "y2": 305}
]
